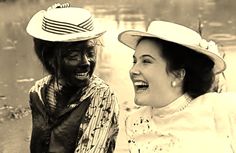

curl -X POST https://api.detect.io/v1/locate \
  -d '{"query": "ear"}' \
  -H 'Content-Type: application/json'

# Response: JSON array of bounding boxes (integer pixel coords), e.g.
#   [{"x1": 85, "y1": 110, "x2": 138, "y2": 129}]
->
[
  {"x1": 177, "y1": 69, "x2": 185, "y2": 80},
  {"x1": 172, "y1": 69, "x2": 186, "y2": 86}
]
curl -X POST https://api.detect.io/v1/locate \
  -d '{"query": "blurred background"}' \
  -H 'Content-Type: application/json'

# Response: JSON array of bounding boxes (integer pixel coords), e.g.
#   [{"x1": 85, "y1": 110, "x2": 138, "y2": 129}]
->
[{"x1": 0, "y1": 0, "x2": 236, "y2": 152}]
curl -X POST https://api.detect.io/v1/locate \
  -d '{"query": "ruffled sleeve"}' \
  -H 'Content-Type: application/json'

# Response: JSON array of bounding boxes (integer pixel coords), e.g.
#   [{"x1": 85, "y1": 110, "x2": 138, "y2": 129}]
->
[
  {"x1": 125, "y1": 107, "x2": 151, "y2": 152},
  {"x1": 213, "y1": 92, "x2": 236, "y2": 152},
  {"x1": 224, "y1": 93, "x2": 236, "y2": 152}
]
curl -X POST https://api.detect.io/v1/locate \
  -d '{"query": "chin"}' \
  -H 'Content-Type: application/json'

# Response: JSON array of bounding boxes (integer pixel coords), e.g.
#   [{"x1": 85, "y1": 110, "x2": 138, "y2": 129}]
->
[
  {"x1": 134, "y1": 97, "x2": 147, "y2": 106},
  {"x1": 75, "y1": 79, "x2": 90, "y2": 87},
  {"x1": 65, "y1": 77, "x2": 89, "y2": 88}
]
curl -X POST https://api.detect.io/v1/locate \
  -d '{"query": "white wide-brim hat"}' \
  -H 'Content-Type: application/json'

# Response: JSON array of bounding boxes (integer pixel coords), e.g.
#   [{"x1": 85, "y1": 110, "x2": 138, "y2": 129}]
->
[
  {"x1": 26, "y1": 5, "x2": 105, "y2": 42},
  {"x1": 118, "y1": 21, "x2": 226, "y2": 74}
]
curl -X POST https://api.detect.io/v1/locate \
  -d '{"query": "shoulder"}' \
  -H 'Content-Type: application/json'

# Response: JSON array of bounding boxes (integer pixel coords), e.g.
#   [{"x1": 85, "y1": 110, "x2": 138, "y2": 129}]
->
[
  {"x1": 29, "y1": 75, "x2": 51, "y2": 94},
  {"x1": 28, "y1": 76, "x2": 51, "y2": 105},
  {"x1": 126, "y1": 107, "x2": 150, "y2": 128},
  {"x1": 214, "y1": 92, "x2": 236, "y2": 111},
  {"x1": 128, "y1": 106, "x2": 149, "y2": 117},
  {"x1": 194, "y1": 92, "x2": 236, "y2": 112},
  {"x1": 193, "y1": 92, "x2": 236, "y2": 102},
  {"x1": 125, "y1": 106, "x2": 151, "y2": 137},
  {"x1": 82, "y1": 75, "x2": 118, "y2": 108},
  {"x1": 90, "y1": 75, "x2": 111, "y2": 91},
  {"x1": 84, "y1": 75, "x2": 116, "y2": 98}
]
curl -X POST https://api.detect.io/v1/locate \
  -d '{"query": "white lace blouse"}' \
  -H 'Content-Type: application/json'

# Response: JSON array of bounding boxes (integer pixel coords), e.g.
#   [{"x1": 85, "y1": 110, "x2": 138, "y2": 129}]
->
[{"x1": 125, "y1": 93, "x2": 236, "y2": 153}]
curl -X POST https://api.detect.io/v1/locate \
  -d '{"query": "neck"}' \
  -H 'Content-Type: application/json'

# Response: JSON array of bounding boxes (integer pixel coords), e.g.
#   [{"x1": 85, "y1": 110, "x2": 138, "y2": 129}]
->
[
  {"x1": 53, "y1": 78, "x2": 79, "y2": 93},
  {"x1": 153, "y1": 87, "x2": 184, "y2": 108},
  {"x1": 151, "y1": 93, "x2": 192, "y2": 117}
]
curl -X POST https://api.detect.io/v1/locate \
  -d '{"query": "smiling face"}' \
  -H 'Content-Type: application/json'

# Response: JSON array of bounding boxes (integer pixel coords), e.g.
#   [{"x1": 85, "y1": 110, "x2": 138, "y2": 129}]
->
[
  {"x1": 58, "y1": 40, "x2": 97, "y2": 88},
  {"x1": 129, "y1": 38, "x2": 180, "y2": 108}
]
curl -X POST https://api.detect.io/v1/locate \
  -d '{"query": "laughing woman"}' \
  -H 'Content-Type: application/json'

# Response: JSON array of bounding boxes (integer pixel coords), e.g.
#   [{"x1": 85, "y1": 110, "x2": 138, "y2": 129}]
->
[
  {"x1": 118, "y1": 21, "x2": 236, "y2": 153},
  {"x1": 26, "y1": 4, "x2": 119, "y2": 153}
]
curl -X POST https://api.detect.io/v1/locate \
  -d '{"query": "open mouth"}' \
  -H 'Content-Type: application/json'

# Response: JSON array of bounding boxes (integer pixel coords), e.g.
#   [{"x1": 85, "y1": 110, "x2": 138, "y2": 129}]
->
[
  {"x1": 133, "y1": 81, "x2": 149, "y2": 93},
  {"x1": 75, "y1": 72, "x2": 89, "y2": 80}
]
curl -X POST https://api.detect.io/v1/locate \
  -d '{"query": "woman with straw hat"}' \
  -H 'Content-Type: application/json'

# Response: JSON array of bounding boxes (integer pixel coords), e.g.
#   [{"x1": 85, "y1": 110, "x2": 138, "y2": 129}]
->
[
  {"x1": 118, "y1": 20, "x2": 236, "y2": 153},
  {"x1": 26, "y1": 3, "x2": 119, "y2": 153}
]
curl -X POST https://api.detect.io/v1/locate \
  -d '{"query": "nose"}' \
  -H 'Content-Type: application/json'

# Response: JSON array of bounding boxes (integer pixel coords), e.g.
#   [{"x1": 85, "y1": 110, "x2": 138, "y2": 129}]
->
[
  {"x1": 80, "y1": 54, "x2": 90, "y2": 66},
  {"x1": 129, "y1": 64, "x2": 141, "y2": 77}
]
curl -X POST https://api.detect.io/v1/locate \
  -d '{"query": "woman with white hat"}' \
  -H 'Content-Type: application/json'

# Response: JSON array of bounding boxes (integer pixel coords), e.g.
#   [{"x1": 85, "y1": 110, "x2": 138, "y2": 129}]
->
[
  {"x1": 118, "y1": 21, "x2": 236, "y2": 153},
  {"x1": 26, "y1": 3, "x2": 119, "y2": 153}
]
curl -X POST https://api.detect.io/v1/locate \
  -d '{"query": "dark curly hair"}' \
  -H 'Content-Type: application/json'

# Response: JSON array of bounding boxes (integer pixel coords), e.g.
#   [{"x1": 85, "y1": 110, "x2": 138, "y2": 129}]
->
[
  {"x1": 33, "y1": 38, "x2": 57, "y2": 76},
  {"x1": 138, "y1": 37, "x2": 215, "y2": 98}
]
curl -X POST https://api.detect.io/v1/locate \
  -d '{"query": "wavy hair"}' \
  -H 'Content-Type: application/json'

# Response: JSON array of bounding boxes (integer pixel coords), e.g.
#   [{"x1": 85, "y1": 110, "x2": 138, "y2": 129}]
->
[{"x1": 138, "y1": 37, "x2": 215, "y2": 98}]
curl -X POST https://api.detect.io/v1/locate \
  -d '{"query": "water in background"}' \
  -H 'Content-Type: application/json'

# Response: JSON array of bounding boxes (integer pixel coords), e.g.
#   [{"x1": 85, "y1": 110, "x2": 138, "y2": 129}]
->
[{"x1": 0, "y1": 0, "x2": 236, "y2": 152}]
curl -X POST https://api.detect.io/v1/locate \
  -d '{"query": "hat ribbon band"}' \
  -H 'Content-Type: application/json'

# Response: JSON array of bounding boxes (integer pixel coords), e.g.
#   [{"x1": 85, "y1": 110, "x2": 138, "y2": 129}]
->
[{"x1": 42, "y1": 17, "x2": 94, "y2": 35}]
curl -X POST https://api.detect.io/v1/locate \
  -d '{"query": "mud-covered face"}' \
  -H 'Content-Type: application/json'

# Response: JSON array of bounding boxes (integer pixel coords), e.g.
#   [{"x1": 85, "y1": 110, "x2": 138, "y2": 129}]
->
[{"x1": 59, "y1": 40, "x2": 97, "y2": 88}]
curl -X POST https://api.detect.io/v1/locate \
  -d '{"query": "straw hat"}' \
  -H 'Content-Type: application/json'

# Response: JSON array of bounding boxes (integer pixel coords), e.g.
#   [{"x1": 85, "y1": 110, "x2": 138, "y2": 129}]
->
[
  {"x1": 118, "y1": 21, "x2": 226, "y2": 74},
  {"x1": 26, "y1": 3, "x2": 105, "y2": 42}
]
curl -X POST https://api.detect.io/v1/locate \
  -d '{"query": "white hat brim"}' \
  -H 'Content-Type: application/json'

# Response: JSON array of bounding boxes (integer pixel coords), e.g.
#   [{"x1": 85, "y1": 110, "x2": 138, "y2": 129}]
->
[
  {"x1": 118, "y1": 30, "x2": 226, "y2": 74},
  {"x1": 26, "y1": 10, "x2": 106, "y2": 42}
]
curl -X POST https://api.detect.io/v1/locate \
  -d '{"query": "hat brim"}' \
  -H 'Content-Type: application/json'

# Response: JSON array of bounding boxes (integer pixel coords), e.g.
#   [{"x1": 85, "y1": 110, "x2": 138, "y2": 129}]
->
[
  {"x1": 26, "y1": 10, "x2": 106, "y2": 42},
  {"x1": 118, "y1": 30, "x2": 226, "y2": 74}
]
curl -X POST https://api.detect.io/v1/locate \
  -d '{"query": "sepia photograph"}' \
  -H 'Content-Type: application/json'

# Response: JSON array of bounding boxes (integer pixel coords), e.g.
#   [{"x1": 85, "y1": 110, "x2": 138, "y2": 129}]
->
[{"x1": 0, "y1": 0, "x2": 235, "y2": 152}]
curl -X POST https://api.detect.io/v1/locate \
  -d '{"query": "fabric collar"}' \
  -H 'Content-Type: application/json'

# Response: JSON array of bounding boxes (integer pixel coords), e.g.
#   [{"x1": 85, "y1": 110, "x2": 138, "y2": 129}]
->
[{"x1": 151, "y1": 93, "x2": 192, "y2": 117}]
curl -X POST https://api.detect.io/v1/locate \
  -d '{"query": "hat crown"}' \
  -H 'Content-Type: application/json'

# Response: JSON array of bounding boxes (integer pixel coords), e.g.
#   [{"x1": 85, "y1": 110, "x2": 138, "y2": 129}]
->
[
  {"x1": 42, "y1": 7, "x2": 95, "y2": 35},
  {"x1": 45, "y1": 8, "x2": 91, "y2": 26},
  {"x1": 147, "y1": 21, "x2": 201, "y2": 46}
]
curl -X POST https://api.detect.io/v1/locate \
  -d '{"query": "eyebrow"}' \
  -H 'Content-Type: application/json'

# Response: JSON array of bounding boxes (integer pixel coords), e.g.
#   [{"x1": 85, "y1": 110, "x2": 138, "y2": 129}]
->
[{"x1": 133, "y1": 54, "x2": 156, "y2": 60}]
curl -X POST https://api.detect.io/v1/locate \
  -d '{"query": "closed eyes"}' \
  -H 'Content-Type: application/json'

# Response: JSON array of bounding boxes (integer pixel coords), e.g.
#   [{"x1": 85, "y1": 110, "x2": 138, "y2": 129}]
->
[{"x1": 142, "y1": 58, "x2": 152, "y2": 64}]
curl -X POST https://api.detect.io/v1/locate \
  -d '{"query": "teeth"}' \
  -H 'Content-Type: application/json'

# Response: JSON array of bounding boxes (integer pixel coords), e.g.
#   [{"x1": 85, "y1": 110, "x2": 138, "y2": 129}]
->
[
  {"x1": 134, "y1": 81, "x2": 148, "y2": 86},
  {"x1": 75, "y1": 72, "x2": 88, "y2": 79},
  {"x1": 76, "y1": 72, "x2": 88, "y2": 76}
]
